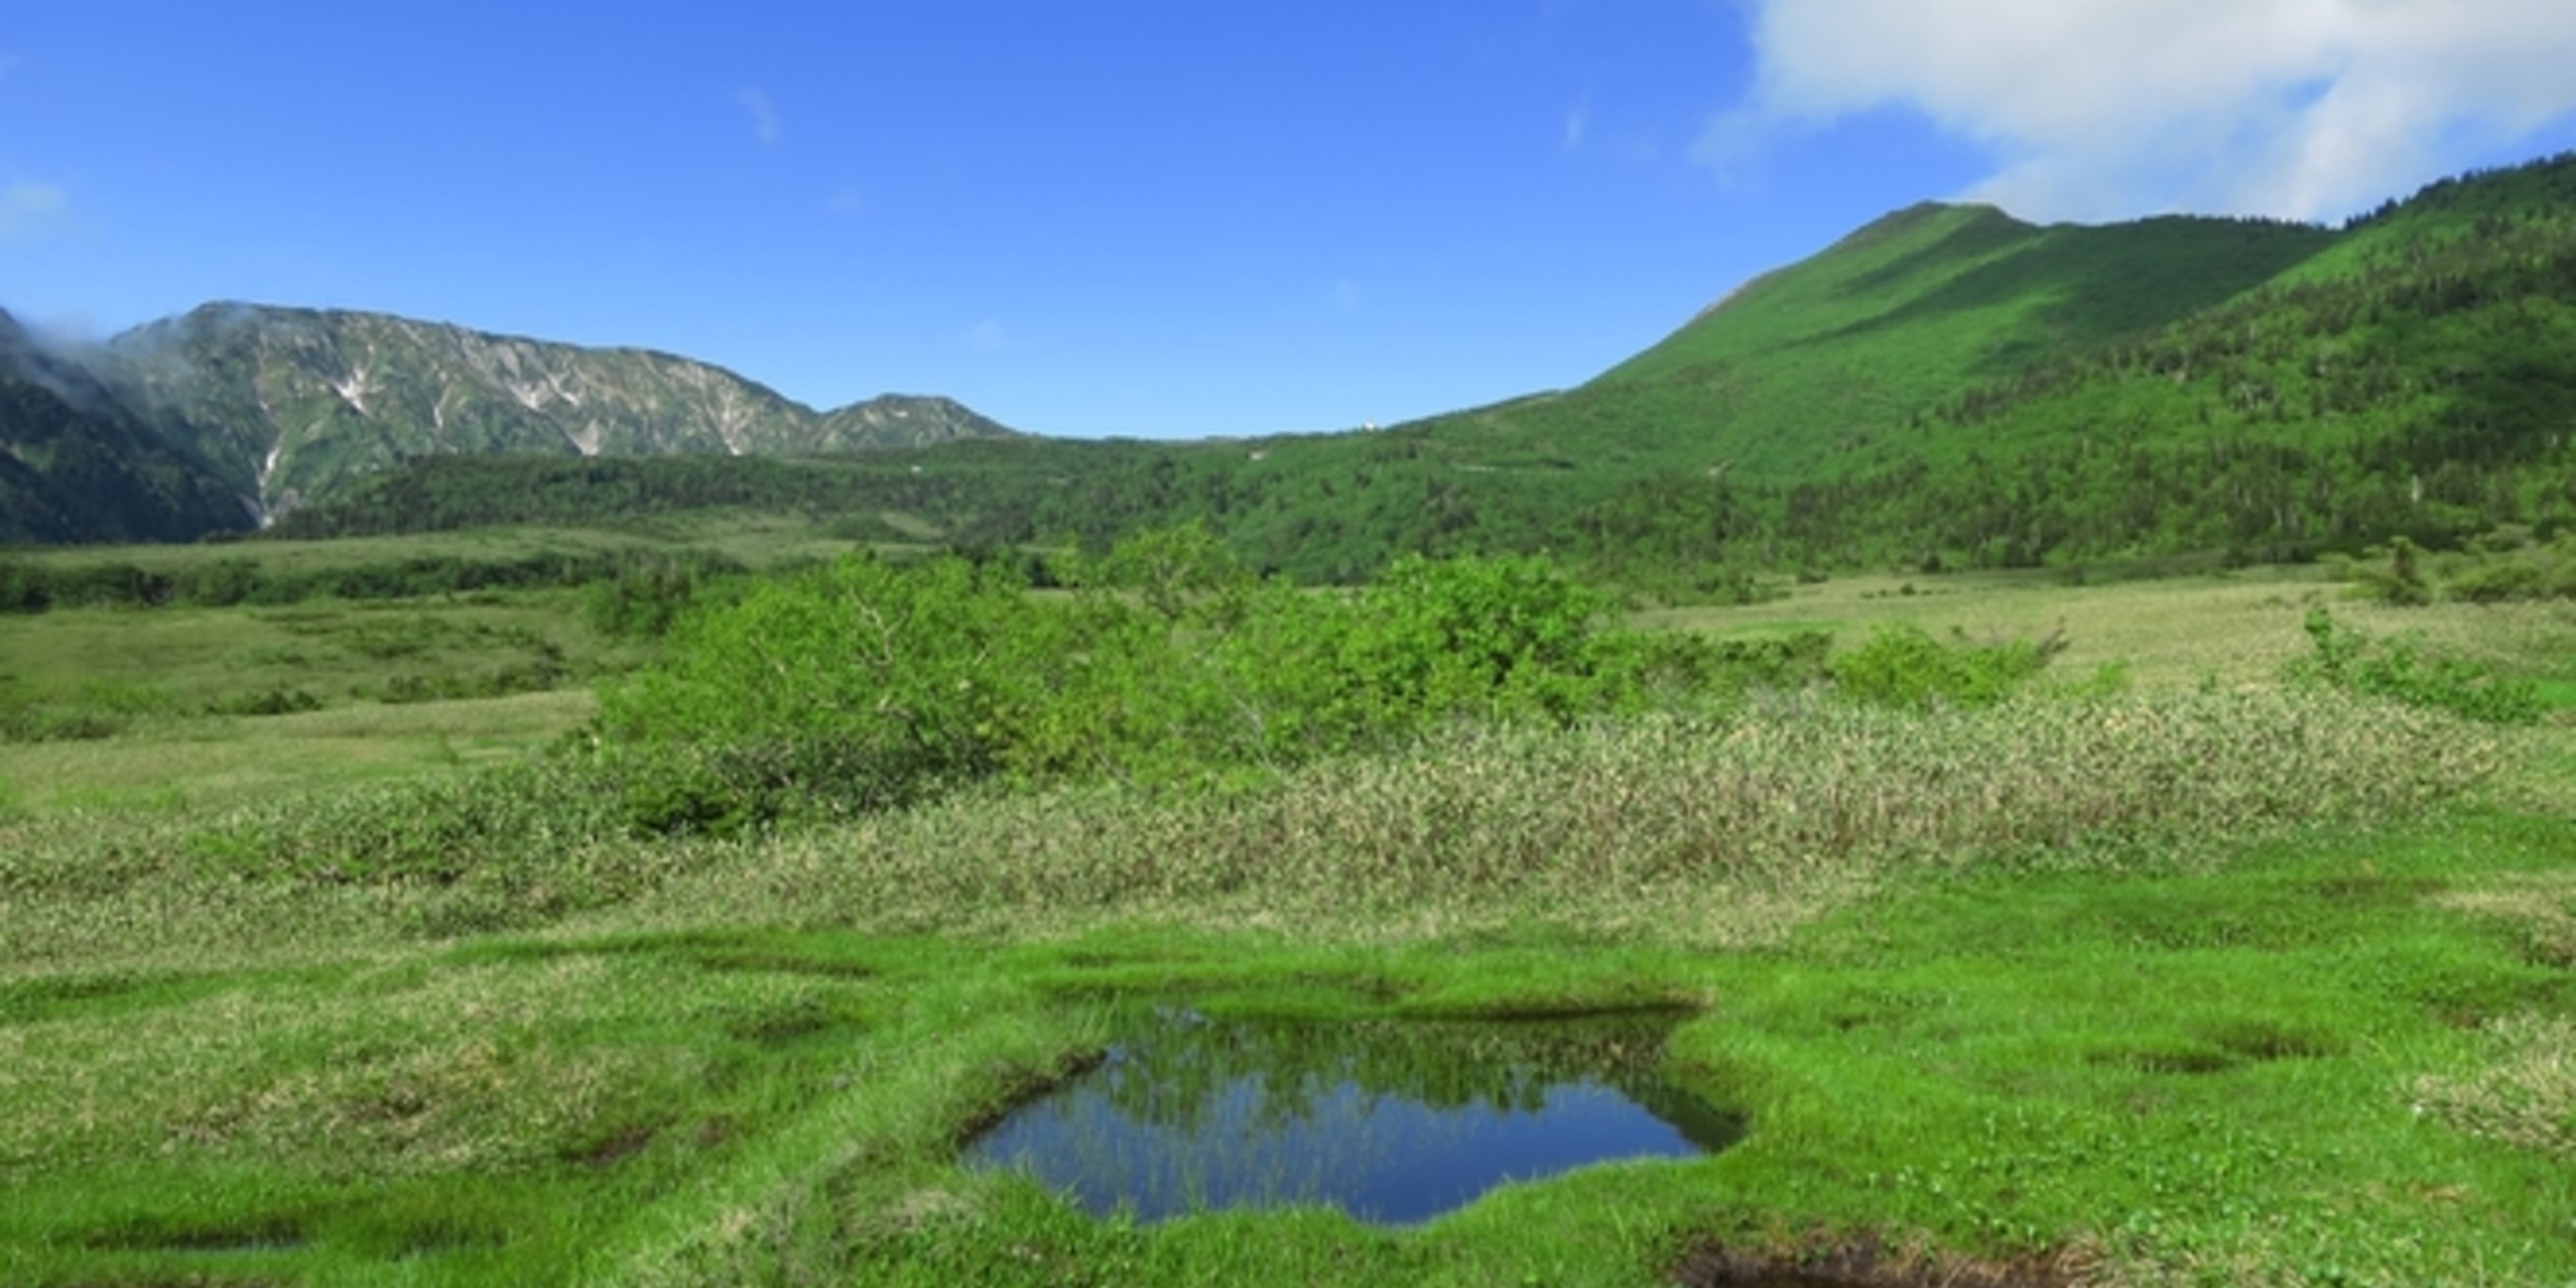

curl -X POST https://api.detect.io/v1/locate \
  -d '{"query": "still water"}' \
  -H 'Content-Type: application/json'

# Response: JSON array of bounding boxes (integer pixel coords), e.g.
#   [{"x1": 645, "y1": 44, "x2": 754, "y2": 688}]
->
[{"x1": 964, "y1": 1007, "x2": 1742, "y2": 1224}]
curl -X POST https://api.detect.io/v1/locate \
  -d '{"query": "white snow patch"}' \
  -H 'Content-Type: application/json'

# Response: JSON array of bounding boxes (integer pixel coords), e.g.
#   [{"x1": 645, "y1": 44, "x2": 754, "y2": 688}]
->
[
  {"x1": 331, "y1": 367, "x2": 374, "y2": 415},
  {"x1": 252, "y1": 439, "x2": 286, "y2": 525},
  {"x1": 710, "y1": 387, "x2": 753, "y2": 455}
]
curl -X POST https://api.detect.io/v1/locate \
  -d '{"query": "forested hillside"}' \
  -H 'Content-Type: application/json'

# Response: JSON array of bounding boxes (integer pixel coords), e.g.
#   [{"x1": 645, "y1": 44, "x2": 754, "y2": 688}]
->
[
  {"x1": 0, "y1": 311, "x2": 254, "y2": 543},
  {"x1": 1775, "y1": 154, "x2": 2576, "y2": 568},
  {"x1": 29, "y1": 153, "x2": 2576, "y2": 589}
]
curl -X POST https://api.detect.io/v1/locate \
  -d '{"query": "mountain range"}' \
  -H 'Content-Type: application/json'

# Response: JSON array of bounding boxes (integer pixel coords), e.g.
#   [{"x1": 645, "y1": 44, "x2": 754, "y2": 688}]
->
[
  {"x1": 0, "y1": 304, "x2": 1017, "y2": 543},
  {"x1": 8, "y1": 151, "x2": 2576, "y2": 579}
]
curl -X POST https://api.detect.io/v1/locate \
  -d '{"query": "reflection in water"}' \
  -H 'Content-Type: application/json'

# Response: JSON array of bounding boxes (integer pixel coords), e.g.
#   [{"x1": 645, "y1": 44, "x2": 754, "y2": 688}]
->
[{"x1": 964, "y1": 1007, "x2": 1742, "y2": 1224}]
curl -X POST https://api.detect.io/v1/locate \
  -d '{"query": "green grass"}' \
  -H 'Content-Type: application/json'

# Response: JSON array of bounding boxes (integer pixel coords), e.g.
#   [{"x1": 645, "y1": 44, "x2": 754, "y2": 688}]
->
[
  {"x1": 12, "y1": 520, "x2": 831, "y2": 579},
  {"x1": 3, "y1": 567, "x2": 2574, "y2": 1285},
  {"x1": 7, "y1": 804, "x2": 2573, "y2": 1285},
  {"x1": 0, "y1": 689, "x2": 593, "y2": 816},
  {"x1": 0, "y1": 586, "x2": 635, "y2": 775},
  {"x1": 1582, "y1": 203, "x2": 2336, "y2": 478}
]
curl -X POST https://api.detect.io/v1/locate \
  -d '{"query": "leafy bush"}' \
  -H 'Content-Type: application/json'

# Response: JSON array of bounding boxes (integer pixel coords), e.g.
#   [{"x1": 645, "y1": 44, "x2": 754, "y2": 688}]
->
[
  {"x1": 0, "y1": 546, "x2": 754, "y2": 615},
  {"x1": 1828, "y1": 624, "x2": 2067, "y2": 711},
  {"x1": 577, "y1": 532, "x2": 1800, "y2": 833},
  {"x1": 2350, "y1": 529, "x2": 2576, "y2": 605},
  {"x1": 202, "y1": 686, "x2": 325, "y2": 717},
  {"x1": 0, "y1": 699, "x2": 124, "y2": 743},
  {"x1": 2357, "y1": 536, "x2": 2438, "y2": 606},
  {"x1": 2282, "y1": 608, "x2": 2542, "y2": 725},
  {"x1": 2441, "y1": 532, "x2": 2576, "y2": 604},
  {"x1": 586, "y1": 554, "x2": 1064, "y2": 831},
  {"x1": 581, "y1": 550, "x2": 750, "y2": 638}
]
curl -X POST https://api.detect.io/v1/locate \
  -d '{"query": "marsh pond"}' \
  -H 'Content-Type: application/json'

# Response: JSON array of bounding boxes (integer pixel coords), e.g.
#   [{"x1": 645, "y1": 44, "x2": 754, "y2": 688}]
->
[{"x1": 964, "y1": 1007, "x2": 1743, "y2": 1223}]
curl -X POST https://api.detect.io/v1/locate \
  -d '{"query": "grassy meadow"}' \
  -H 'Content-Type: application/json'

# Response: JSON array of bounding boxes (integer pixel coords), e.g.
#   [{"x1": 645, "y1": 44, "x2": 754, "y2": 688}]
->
[{"x1": 3, "y1": 544, "x2": 2574, "y2": 1287}]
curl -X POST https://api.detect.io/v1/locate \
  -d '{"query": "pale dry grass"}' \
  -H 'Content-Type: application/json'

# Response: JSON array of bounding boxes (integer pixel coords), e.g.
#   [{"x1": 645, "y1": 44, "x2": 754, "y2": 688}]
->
[
  {"x1": 1644, "y1": 567, "x2": 2576, "y2": 692},
  {"x1": 2412, "y1": 1014, "x2": 2576, "y2": 1159},
  {"x1": 626, "y1": 687, "x2": 2502, "y2": 949},
  {"x1": 2438, "y1": 870, "x2": 2576, "y2": 966},
  {"x1": 2407, "y1": 871, "x2": 2576, "y2": 1163}
]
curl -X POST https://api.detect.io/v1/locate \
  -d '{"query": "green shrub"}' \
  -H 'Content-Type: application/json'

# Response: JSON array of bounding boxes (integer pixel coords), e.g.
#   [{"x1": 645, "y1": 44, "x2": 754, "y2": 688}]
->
[
  {"x1": 586, "y1": 553, "x2": 1078, "y2": 828},
  {"x1": 576, "y1": 533, "x2": 1794, "y2": 832},
  {"x1": 0, "y1": 702, "x2": 124, "y2": 743},
  {"x1": 581, "y1": 550, "x2": 749, "y2": 638},
  {"x1": 2359, "y1": 536, "x2": 2438, "y2": 606},
  {"x1": 1828, "y1": 624, "x2": 2065, "y2": 711},
  {"x1": 203, "y1": 687, "x2": 326, "y2": 717},
  {"x1": 2283, "y1": 608, "x2": 2542, "y2": 725},
  {"x1": 2352, "y1": 528, "x2": 2576, "y2": 604}
]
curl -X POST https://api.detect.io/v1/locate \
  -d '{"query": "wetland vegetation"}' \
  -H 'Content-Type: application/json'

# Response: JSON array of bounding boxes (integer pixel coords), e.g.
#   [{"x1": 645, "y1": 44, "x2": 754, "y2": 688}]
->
[{"x1": 4, "y1": 524, "x2": 2573, "y2": 1286}]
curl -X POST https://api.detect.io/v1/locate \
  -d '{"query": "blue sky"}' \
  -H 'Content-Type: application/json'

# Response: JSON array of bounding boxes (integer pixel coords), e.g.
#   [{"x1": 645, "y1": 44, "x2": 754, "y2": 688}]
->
[{"x1": 7, "y1": 1, "x2": 2576, "y2": 439}]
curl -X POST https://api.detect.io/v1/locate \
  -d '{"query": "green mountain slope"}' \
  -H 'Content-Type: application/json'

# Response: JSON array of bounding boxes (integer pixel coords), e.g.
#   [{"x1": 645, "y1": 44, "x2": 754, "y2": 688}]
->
[
  {"x1": 1769, "y1": 152, "x2": 2576, "y2": 566},
  {"x1": 40, "y1": 152, "x2": 2576, "y2": 584},
  {"x1": 0, "y1": 311, "x2": 256, "y2": 544},
  {"x1": 1575, "y1": 204, "x2": 2337, "y2": 477}
]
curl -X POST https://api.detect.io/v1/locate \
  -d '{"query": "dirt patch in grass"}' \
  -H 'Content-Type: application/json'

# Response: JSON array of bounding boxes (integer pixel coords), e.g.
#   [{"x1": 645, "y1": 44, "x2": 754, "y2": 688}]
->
[
  {"x1": 572, "y1": 1123, "x2": 658, "y2": 1169},
  {"x1": 1673, "y1": 1233, "x2": 2088, "y2": 1288}
]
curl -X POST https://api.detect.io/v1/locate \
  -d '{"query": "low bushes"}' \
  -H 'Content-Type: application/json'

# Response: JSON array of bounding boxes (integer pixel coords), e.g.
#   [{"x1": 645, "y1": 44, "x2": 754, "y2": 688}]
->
[
  {"x1": 578, "y1": 530, "x2": 1833, "y2": 834},
  {"x1": 0, "y1": 546, "x2": 751, "y2": 615},
  {"x1": 1827, "y1": 624, "x2": 2084, "y2": 711},
  {"x1": 2350, "y1": 528, "x2": 2576, "y2": 605},
  {"x1": 2282, "y1": 608, "x2": 2543, "y2": 725}
]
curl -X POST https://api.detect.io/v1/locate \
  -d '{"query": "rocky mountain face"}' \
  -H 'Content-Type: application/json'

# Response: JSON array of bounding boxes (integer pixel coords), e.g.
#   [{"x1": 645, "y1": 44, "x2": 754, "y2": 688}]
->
[
  {"x1": 86, "y1": 304, "x2": 1017, "y2": 527},
  {"x1": 0, "y1": 302, "x2": 1020, "y2": 542}
]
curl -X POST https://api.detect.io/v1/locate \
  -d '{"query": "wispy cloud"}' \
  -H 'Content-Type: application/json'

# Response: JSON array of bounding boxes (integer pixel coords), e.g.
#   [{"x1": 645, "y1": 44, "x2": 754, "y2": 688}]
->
[
  {"x1": 1561, "y1": 95, "x2": 1590, "y2": 151},
  {"x1": 828, "y1": 185, "x2": 864, "y2": 216},
  {"x1": 1702, "y1": 0, "x2": 2576, "y2": 222},
  {"x1": 1686, "y1": 109, "x2": 1770, "y2": 188},
  {"x1": 0, "y1": 181, "x2": 67, "y2": 242},
  {"x1": 967, "y1": 320, "x2": 1007, "y2": 353},
  {"x1": 736, "y1": 87, "x2": 781, "y2": 147},
  {"x1": 1332, "y1": 279, "x2": 1363, "y2": 314}
]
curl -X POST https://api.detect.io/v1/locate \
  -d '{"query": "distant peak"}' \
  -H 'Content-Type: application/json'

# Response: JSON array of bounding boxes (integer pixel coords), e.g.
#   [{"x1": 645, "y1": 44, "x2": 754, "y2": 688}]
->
[{"x1": 1833, "y1": 200, "x2": 2022, "y2": 247}]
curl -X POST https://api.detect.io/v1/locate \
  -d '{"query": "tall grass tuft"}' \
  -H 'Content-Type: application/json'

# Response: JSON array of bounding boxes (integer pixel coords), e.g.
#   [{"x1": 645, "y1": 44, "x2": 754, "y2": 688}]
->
[
  {"x1": 9, "y1": 685, "x2": 2505, "y2": 961},
  {"x1": 646, "y1": 687, "x2": 2505, "y2": 945},
  {"x1": 2413, "y1": 1014, "x2": 2576, "y2": 1158}
]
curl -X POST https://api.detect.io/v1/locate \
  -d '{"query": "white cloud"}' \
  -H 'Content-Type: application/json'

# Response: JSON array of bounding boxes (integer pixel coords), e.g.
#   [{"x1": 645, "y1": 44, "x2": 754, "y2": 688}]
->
[
  {"x1": 1562, "y1": 97, "x2": 1590, "y2": 151},
  {"x1": 0, "y1": 181, "x2": 67, "y2": 241},
  {"x1": 1707, "y1": 0, "x2": 2576, "y2": 221},
  {"x1": 736, "y1": 88, "x2": 781, "y2": 147},
  {"x1": 967, "y1": 320, "x2": 1007, "y2": 353}
]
